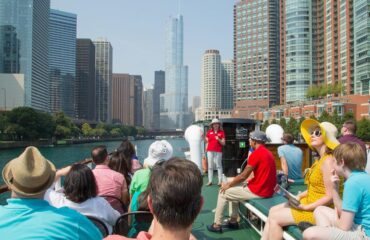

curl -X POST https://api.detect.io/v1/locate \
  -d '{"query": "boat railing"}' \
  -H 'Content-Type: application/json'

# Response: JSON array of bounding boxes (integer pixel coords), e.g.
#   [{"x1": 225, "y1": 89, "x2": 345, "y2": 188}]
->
[{"x1": 0, "y1": 158, "x2": 94, "y2": 195}]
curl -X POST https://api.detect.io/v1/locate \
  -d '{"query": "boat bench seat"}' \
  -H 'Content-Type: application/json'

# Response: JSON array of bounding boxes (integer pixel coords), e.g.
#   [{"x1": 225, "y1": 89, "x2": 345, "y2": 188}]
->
[{"x1": 240, "y1": 180, "x2": 307, "y2": 240}]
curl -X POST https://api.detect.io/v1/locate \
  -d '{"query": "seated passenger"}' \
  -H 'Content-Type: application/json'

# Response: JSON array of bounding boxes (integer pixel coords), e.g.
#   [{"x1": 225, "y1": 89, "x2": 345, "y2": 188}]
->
[
  {"x1": 109, "y1": 151, "x2": 132, "y2": 190},
  {"x1": 44, "y1": 163, "x2": 120, "y2": 234},
  {"x1": 129, "y1": 140, "x2": 173, "y2": 198},
  {"x1": 92, "y1": 145, "x2": 130, "y2": 213},
  {"x1": 0, "y1": 146, "x2": 101, "y2": 239},
  {"x1": 105, "y1": 157, "x2": 203, "y2": 240},
  {"x1": 207, "y1": 130, "x2": 277, "y2": 233},
  {"x1": 116, "y1": 140, "x2": 142, "y2": 175},
  {"x1": 303, "y1": 142, "x2": 370, "y2": 240},
  {"x1": 277, "y1": 133, "x2": 303, "y2": 182},
  {"x1": 262, "y1": 119, "x2": 342, "y2": 240}
]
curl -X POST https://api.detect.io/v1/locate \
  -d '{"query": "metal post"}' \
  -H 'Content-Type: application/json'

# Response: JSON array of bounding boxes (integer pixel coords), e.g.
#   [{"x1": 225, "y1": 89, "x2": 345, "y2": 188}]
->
[{"x1": 1, "y1": 88, "x2": 5, "y2": 111}]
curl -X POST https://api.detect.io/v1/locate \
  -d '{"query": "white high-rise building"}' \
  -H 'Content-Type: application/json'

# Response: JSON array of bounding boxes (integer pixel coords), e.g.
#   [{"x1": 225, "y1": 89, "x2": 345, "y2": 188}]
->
[
  {"x1": 200, "y1": 50, "x2": 232, "y2": 120},
  {"x1": 160, "y1": 15, "x2": 189, "y2": 130},
  {"x1": 201, "y1": 50, "x2": 221, "y2": 110},
  {"x1": 93, "y1": 38, "x2": 112, "y2": 123}
]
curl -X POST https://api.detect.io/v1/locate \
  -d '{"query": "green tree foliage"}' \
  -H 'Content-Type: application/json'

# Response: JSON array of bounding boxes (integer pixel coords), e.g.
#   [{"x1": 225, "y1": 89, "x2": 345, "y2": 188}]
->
[
  {"x1": 318, "y1": 110, "x2": 331, "y2": 123},
  {"x1": 331, "y1": 109, "x2": 343, "y2": 130},
  {"x1": 357, "y1": 118, "x2": 370, "y2": 141},
  {"x1": 82, "y1": 123, "x2": 92, "y2": 136},
  {"x1": 53, "y1": 112, "x2": 77, "y2": 139},
  {"x1": 5, "y1": 107, "x2": 55, "y2": 140},
  {"x1": 136, "y1": 126, "x2": 146, "y2": 136},
  {"x1": 271, "y1": 119, "x2": 277, "y2": 124},
  {"x1": 110, "y1": 128, "x2": 122, "y2": 137},
  {"x1": 343, "y1": 112, "x2": 354, "y2": 122},
  {"x1": 279, "y1": 118, "x2": 287, "y2": 132},
  {"x1": 261, "y1": 120, "x2": 269, "y2": 132},
  {"x1": 287, "y1": 117, "x2": 299, "y2": 138}
]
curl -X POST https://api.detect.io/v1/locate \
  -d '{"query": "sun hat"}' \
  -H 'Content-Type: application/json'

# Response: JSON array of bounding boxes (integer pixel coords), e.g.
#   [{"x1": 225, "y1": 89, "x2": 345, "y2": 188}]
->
[
  {"x1": 2, "y1": 146, "x2": 56, "y2": 196},
  {"x1": 281, "y1": 133, "x2": 294, "y2": 144},
  {"x1": 143, "y1": 140, "x2": 173, "y2": 168},
  {"x1": 301, "y1": 119, "x2": 339, "y2": 150},
  {"x1": 249, "y1": 130, "x2": 268, "y2": 142},
  {"x1": 209, "y1": 118, "x2": 221, "y2": 127}
]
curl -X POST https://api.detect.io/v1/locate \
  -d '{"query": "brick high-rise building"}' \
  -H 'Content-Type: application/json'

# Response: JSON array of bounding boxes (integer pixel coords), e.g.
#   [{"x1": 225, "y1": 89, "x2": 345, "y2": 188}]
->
[{"x1": 112, "y1": 74, "x2": 134, "y2": 125}]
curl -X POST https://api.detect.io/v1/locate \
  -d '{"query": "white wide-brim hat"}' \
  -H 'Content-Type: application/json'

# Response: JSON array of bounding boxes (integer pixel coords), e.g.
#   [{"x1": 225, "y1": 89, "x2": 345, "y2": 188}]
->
[{"x1": 143, "y1": 140, "x2": 173, "y2": 168}]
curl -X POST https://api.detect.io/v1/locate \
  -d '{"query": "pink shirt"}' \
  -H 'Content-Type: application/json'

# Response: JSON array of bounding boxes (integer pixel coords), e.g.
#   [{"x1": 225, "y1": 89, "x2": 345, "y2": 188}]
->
[
  {"x1": 93, "y1": 165, "x2": 127, "y2": 212},
  {"x1": 104, "y1": 232, "x2": 151, "y2": 240}
]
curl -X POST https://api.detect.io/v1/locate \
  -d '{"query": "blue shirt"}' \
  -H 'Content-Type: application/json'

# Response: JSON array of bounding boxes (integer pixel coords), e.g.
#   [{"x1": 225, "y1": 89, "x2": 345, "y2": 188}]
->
[
  {"x1": 342, "y1": 171, "x2": 370, "y2": 236},
  {"x1": 277, "y1": 144, "x2": 303, "y2": 180},
  {"x1": 0, "y1": 198, "x2": 103, "y2": 240}
]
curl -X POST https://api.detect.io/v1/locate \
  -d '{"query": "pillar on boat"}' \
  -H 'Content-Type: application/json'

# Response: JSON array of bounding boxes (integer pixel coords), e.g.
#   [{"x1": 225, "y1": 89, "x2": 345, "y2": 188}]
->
[{"x1": 184, "y1": 125, "x2": 204, "y2": 172}]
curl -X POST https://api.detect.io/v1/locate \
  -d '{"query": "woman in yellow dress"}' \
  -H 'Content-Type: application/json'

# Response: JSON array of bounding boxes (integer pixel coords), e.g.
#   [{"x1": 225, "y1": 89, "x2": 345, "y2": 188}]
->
[{"x1": 261, "y1": 119, "x2": 342, "y2": 240}]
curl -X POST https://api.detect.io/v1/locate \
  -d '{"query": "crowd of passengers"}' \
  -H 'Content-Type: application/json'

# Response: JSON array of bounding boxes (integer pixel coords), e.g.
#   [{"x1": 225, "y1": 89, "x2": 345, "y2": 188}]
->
[{"x1": 0, "y1": 118, "x2": 369, "y2": 240}]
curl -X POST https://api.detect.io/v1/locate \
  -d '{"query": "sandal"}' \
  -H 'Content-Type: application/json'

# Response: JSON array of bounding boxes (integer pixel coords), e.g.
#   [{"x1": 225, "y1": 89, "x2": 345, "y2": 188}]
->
[{"x1": 207, "y1": 223, "x2": 222, "y2": 233}]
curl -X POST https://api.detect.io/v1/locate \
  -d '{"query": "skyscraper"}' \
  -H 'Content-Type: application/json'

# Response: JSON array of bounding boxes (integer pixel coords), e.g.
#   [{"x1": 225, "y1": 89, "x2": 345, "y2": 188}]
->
[
  {"x1": 94, "y1": 38, "x2": 113, "y2": 123},
  {"x1": 221, "y1": 59, "x2": 234, "y2": 110},
  {"x1": 112, "y1": 74, "x2": 134, "y2": 125},
  {"x1": 233, "y1": 0, "x2": 280, "y2": 118},
  {"x1": 284, "y1": 0, "x2": 312, "y2": 103},
  {"x1": 143, "y1": 88, "x2": 154, "y2": 130},
  {"x1": 76, "y1": 39, "x2": 96, "y2": 121},
  {"x1": 153, "y1": 70, "x2": 165, "y2": 130},
  {"x1": 133, "y1": 75, "x2": 143, "y2": 126},
  {"x1": 160, "y1": 15, "x2": 189, "y2": 129},
  {"x1": 0, "y1": 0, "x2": 50, "y2": 112},
  {"x1": 353, "y1": 0, "x2": 370, "y2": 95},
  {"x1": 49, "y1": 9, "x2": 76, "y2": 117},
  {"x1": 201, "y1": 50, "x2": 221, "y2": 111}
]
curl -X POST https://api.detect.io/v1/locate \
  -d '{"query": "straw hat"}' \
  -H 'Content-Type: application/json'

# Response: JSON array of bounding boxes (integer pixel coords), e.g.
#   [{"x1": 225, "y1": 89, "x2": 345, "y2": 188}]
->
[
  {"x1": 209, "y1": 118, "x2": 221, "y2": 127},
  {"x1": 2, "y1": 146, "x2": 56, "y2": 196},
  {"x1": 143, "y1": 140, "x2": 173, "y2": 168},
  {"x1": 301, "y1": 119, "x2": 339, "y2": 150}
]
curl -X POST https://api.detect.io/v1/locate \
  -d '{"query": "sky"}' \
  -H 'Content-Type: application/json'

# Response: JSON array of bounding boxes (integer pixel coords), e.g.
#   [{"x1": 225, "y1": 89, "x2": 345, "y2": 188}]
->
[{"x1": 51, "y1": 0, "x2": 235, "y2": 105}]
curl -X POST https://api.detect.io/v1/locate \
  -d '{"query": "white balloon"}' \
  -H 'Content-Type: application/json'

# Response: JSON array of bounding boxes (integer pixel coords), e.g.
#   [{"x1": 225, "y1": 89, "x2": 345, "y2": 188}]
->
[{"x1": 266, "y1": 124, "x2": 284, "y2": 143}]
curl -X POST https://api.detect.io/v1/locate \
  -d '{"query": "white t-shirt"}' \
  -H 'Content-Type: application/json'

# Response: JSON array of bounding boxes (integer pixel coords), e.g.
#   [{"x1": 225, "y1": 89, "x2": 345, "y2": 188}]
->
[{"x1": 44, "y1": 189, "x2": 120, "y2": 234}]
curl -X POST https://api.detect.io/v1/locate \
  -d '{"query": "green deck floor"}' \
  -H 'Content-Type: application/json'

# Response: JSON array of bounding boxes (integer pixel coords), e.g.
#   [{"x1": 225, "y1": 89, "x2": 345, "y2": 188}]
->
[{"x1": 192, "y1": 175, "x2": 260, "y2": 240}]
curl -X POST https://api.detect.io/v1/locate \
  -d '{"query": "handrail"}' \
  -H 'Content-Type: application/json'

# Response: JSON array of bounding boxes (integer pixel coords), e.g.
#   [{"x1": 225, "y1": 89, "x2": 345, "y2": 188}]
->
[{"x1": 0, "y1": 158, "x2": 94, "y2": 195}]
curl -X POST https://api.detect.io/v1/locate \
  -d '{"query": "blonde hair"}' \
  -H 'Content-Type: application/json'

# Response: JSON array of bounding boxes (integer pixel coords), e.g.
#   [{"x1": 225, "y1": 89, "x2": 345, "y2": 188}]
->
[{"x1": 333, "y1": 142, "x2": 366, "y2": 171}]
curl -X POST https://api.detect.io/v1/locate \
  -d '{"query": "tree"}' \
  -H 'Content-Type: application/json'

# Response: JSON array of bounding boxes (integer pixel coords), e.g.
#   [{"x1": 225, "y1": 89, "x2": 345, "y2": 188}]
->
[
  {"x1": 287, "y1": 117, "x2": 299, "y2": 138},
  {"x1": 271, "y1": 119, "x2": 277, "y2": 124},
  {"x1": 357, "y1": 118, "x2": 370, "y2": 141},
  {"x1": 54, "y1": 125, "x2": 71, "y2": 139},
  {"x1": 261, "y1": 120, "x2": 269, "y2": 132},
  {"x1": 52, "y1": 112, "x2": 76, "y2": 139},
  {"x1": 136, "y1": 126, "x2": 146, "y2": 136},
  {"x1": 331, "y1": 109, "x2": 343, "y2": 130},
  {"x1": 343, "y1": 112, "x2": 354, "y2": 122},
  {"x1": 81, "y1": 123, "x2": 92, "y2": 136},
  {"x1": 6, "y1": 107, "x2": 55, "y2": 140},
  {"x1": 318, "y1": 110, "x2": 331, "y2": 123},
  {"x1": 110, "y1": 128, "x2": 122, "y2": 137},
  {"x1": 279, "y1": 118, "x2": 287, "y2": 132}
]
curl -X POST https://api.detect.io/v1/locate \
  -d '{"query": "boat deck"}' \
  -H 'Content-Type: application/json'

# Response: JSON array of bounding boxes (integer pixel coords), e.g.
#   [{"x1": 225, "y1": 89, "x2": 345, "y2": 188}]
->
[{"x1": 192, "y1": 175, "x2": 260, "y2": 240}]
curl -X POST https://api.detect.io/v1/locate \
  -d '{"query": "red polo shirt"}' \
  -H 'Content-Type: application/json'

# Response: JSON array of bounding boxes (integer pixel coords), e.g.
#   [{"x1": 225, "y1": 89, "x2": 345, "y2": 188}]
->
[{"x1": 206, "y1": 129, "x2": 225, "y2": 153}]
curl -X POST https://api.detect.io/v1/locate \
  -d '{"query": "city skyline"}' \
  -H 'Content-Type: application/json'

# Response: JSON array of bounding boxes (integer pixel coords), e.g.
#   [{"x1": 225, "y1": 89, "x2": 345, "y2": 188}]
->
[{"x1": 50, "y1": 1, "x2": 235, "y2": 105}]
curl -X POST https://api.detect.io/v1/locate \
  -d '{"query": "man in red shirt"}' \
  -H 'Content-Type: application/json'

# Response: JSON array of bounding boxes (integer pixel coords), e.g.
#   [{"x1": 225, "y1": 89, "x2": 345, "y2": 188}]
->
[
  {"x1": 205, "y1": 118, "x2": 226, "y2": 186},
  {"x1": 207, "y1": 130, "x2": 277, "y2": 233}
]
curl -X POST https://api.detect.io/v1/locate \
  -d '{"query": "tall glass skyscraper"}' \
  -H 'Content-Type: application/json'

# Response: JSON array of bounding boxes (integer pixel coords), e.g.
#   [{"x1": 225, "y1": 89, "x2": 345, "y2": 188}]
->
[
  {"x1": 353, "y1": 0, "x2": 370, "y2": 95},
  {"x1": 285, "y1": 0, "x2": 312, "y2": 103},
  {"x1": 0, "y1": 0, "x2": 50, "y2": 112},
  {"x1": 49, "y1": 9, "x2": 76, "y2": 117},
  {"x1": 160, "y1": 15, "x2": 189, "y2": 130},
  {"x1": 94, "y1": 38, "x2": 113, "y2": 123}
]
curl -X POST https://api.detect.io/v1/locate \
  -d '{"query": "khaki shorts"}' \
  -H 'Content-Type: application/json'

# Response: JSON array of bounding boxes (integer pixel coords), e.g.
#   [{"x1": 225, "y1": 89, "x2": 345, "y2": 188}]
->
[{"x1": 328, "y1": 224, "x2": 368, "y2": 240}]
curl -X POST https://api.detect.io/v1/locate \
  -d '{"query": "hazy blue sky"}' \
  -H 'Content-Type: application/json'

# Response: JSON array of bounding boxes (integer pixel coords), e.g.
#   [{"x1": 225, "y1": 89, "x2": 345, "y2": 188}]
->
[{"x1": 51, "y1": 0, "x2": 235, "y2": 104}]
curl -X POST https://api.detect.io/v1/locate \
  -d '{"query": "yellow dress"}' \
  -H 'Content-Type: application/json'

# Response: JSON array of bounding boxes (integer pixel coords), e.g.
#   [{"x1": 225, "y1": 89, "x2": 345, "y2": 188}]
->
[{"x1": 291, "y1": 154, "x2": 341, "y2": 224}]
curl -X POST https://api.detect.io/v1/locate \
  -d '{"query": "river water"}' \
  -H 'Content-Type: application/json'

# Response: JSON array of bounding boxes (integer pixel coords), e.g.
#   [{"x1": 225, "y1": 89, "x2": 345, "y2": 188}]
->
[{"x1": 0, "y1": 138, "x2": 188, "y2": 204}]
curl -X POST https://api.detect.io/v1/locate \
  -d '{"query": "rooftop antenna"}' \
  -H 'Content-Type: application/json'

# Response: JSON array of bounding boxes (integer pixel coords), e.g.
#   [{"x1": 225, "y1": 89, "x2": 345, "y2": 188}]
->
[{"x1": 177, "y1": 0, "x2": 182, "y2": 15}]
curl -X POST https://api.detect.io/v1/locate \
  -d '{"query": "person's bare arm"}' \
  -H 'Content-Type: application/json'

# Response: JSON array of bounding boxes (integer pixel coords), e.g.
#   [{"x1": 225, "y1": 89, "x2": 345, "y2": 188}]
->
[
  {"x1": 220, "y1": 165, "x2": 254, "y2": 193},
  {"x1": 121, "y1": 186, "x2": 130, "y2": 206},
  {"x1": 335, "y1": 209, "x2": 355, "y2": 231},
  {"x1": 280, "y1": 156, "x2": 289, "y2": 176}
]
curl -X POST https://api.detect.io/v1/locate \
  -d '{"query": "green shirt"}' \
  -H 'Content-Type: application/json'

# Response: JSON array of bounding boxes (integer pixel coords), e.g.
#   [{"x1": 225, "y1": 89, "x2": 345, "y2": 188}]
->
[{"x1": 130, "y1": 168, "x2": 151, "y2": 196}]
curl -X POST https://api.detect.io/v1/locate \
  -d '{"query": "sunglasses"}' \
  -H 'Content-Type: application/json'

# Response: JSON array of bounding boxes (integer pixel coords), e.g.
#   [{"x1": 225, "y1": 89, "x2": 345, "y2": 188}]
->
[{"x1": 311, "y1": 129, "x2": 321, "y2": 137}]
